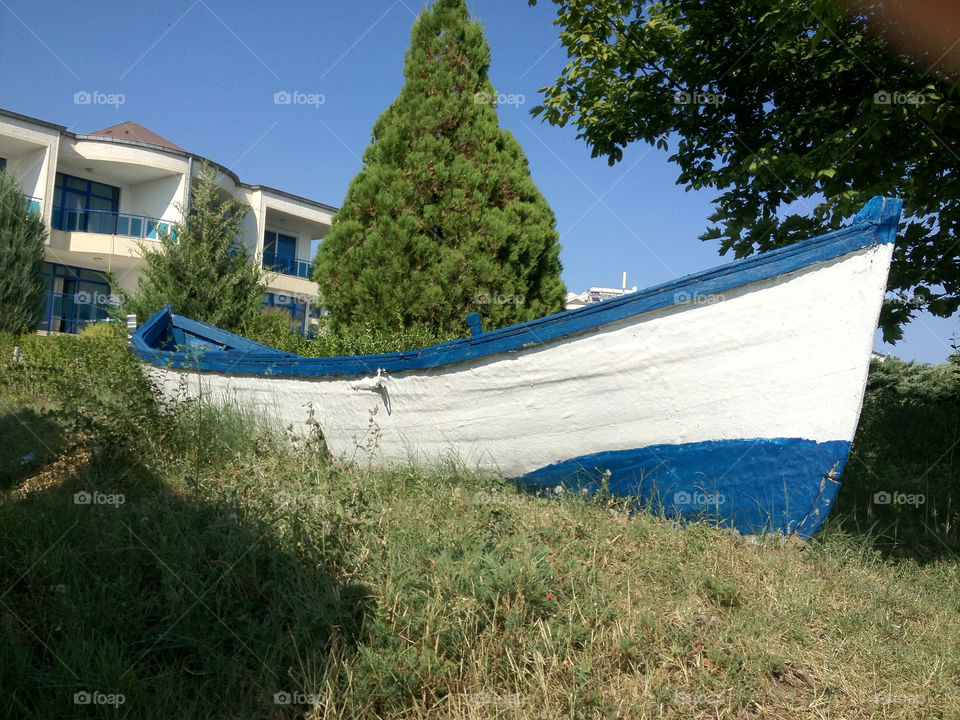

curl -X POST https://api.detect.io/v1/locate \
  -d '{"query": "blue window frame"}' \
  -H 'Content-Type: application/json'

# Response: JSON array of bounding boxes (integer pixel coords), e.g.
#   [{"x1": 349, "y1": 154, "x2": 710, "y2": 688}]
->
[
  {"x1": 39, "y1": 262, "x2": 115, "y2": 334},
  {"x1": 263, "y1": 230, "x2": 312, "y2": 278},
  {"x1": 52, "y1": 172, "x2": 120, "y2": 233},
  {"x1": 264, "y1": 230, "x2": 296, "y2": 258},
  {"x1": 263, "y1": 292, "x2": 309, "y2": 334}
]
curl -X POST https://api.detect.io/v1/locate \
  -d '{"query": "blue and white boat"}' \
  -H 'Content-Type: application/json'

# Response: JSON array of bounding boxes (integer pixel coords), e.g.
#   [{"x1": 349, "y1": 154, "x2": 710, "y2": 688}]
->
[{"x1": 131, "y1": 196, "x2": 902, "y2": 538}]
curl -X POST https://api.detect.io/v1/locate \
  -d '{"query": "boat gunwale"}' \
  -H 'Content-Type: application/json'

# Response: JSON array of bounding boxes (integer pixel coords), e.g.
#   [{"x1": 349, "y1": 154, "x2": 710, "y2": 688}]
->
[{"x1": 130, "y1": 196, "x2": 902, "y2": 377}]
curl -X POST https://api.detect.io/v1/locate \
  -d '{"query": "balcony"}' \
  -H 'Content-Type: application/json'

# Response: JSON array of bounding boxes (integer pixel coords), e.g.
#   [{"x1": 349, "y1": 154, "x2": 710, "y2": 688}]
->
[
  {"x1": 263, "y1": 250, "x2": 313, "y2": 279},
  {"x1": 51, "y1": 207, "x2": 175, "y2": 241},
  {"x1": 23, "y1": 195, "x2": 41, "y2": 214}
]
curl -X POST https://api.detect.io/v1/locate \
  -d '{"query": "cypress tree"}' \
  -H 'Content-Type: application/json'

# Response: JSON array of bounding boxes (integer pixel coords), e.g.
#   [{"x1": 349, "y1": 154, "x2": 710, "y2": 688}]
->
[
  {"x1": 313, "y1": 0, "x2": 566, "y2": 336},
  {"x1": 0, "y1": 171, "x2": 47, "y2": 334},
  {"x1": 117, "y1": 164, "x2": 266, "y2": 333}
]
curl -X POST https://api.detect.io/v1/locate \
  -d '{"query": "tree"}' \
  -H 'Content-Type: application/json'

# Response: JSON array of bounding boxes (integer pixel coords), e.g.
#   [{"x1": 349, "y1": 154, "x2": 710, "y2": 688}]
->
[
  {"x1": 0, "y1": 171, "x2": 46, "y2": 334},
  {"x1": 530, "y1": 0, "x2": 960, "y2": 341},
  {"x1": 313, "y1": 0, "x2": 566, "y2": 337},
  {"x1": 118, "y1": 165, "x2": 266, "y2": 333}
]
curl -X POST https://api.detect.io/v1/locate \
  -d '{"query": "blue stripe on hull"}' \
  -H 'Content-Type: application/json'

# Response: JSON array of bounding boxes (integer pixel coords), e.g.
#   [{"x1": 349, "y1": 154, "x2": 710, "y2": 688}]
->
[{"x1": 510, "y1": 438, "x2": 849, "y2": 538}]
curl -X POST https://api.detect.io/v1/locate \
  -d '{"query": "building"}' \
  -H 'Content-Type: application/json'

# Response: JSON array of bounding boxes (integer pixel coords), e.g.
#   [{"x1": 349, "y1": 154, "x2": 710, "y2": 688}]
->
[
  {"x1": 0, "y1": 107, "x2": 336, "y2": 334},
  {"x1": 566, "y1": 273, "x2": 638, "y2": 310}
]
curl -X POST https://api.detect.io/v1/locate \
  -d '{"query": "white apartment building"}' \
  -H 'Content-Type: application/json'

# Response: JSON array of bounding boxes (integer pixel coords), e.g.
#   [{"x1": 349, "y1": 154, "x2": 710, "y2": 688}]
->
[{"x1": 0, "y1": 107, "x2": 335, "y2": 334}]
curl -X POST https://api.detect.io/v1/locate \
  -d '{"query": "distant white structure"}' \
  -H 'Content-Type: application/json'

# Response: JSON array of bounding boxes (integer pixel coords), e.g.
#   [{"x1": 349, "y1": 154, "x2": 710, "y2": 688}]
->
[{"x1": 566, "y1": 271, "x2": 638, "y2": 310}]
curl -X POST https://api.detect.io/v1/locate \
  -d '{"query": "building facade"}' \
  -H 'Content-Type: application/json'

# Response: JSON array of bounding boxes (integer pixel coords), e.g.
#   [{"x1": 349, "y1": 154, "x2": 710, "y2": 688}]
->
[{"x1": 0, "y1": 107, "x2": 336, "y2": 334}]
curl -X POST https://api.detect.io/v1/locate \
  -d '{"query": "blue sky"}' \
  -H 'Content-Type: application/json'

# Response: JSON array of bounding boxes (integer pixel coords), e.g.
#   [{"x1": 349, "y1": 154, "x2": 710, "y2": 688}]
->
[{"x1": 1, "y1": 0, "x2": 956, "y2": 363}]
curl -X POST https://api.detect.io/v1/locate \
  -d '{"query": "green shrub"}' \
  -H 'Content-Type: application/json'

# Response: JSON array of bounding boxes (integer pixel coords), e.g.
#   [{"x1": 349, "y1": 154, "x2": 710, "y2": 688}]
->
[
  {"x1": 0, "y1": 326, "x2": 171, "y2": 460},
  {"x1": 835, "y1": 355, "x2": 960, "y2": 556},
  {"x1": 241, "y1": 313, "x2": 459, "y2": 358}
]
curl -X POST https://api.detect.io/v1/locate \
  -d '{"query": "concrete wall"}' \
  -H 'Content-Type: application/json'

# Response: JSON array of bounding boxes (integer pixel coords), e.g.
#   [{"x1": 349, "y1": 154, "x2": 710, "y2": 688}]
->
[{"x1": 122, "y1": 173, "x2": 184, "y2": 222}]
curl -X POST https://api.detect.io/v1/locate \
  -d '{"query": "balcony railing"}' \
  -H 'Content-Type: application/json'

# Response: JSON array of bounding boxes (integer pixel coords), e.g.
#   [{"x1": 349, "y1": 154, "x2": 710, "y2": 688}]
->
[
  {"x1": 51, "y1": 208, "x2": 176, "y2": 241},
  {"x1": 263, "y1": 250, "x2": 313, "y2": 279},
  {"x1": 24, "y1": 196, "x2": 41, "y2": 215}
]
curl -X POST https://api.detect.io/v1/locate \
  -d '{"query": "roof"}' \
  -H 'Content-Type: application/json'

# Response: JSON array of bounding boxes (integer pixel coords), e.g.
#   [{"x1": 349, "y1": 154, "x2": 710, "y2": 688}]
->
[
  {"x1": 90, "y1": 121, "x2": 186, "y2": 152},
  {"x1": 0, "y1": 107, "x2": 66, "y2": 132},
  {"x1": 1, "y1": 106, "x2": 338, "y2": 213}
]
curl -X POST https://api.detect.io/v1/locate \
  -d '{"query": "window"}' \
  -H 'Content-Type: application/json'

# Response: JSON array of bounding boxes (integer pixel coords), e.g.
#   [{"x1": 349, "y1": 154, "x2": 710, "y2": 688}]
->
[
  {"x1": 263, "y1": 230, "x2": 304, "y2": 276},
  {"x1": 0, "y1": 157, "x2": 6, "y2": 172},
  {"x1": 264, "y1": 230, "x2": 296, "y2": 257},
  {"x1": 52, "y1": 172, "x2": 120, "y2": 233},
  {"x1": 38, "y1": 262, "x2": 115, "y2": 334}
]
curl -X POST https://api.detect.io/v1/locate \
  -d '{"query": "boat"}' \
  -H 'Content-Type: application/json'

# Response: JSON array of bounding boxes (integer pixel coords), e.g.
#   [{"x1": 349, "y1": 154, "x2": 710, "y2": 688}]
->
[{"x1": 131, "y1": 196, "x2": 903, "y2": 538}]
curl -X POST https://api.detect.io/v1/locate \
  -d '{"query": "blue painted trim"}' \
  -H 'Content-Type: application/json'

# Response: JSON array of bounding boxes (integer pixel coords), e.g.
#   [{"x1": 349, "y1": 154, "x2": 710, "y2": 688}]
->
[
  {"x1": 510, "y1": 438, "x2": 850, "y2": 538},
  {"x1": 465, "y1": 312, "x2": 483, "y2": 337},
  {"x1": 131, "y1": 196, "x2": 902, "y2": 377}
]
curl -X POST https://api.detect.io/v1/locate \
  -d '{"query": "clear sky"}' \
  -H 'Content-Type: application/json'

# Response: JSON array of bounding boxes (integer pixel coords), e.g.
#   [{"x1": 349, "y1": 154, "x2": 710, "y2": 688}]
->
[{"x1": 1, "y1": 0, "x2": 956, "y2": 363}]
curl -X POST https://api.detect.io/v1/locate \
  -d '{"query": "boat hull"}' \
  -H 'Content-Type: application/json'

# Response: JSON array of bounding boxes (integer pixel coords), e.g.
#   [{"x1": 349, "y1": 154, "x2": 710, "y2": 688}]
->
[{"x1": 140, "y1": 238, "x2": 895, "y2": 537}]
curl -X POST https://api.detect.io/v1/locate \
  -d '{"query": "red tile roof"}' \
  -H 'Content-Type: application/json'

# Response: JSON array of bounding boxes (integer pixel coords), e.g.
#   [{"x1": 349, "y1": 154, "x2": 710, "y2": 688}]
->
[{"x1": 89, "y1": 121, "x2": 186, "y2": 152}]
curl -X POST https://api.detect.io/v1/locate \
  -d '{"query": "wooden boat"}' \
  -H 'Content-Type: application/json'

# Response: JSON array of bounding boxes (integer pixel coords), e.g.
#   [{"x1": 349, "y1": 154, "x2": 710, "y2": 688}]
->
[{"x1": 131, "y1": 196, "x2": 902, "y2": 538}]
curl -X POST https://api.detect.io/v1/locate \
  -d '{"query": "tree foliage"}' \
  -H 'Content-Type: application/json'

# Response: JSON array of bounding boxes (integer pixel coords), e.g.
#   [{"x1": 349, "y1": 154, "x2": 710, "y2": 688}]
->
[
  {"x1": 0, "y1": 171, "x2": 47, "y2": 334},
  {"x1": 531, "y1": 0, "x2": 960, "y2": 341},
  {"x1": 314, "y1": 0, "x2": 566, "y2": 337},
  {"x1": 117, "y1": 165, "x2": 266, "y2": 333}
]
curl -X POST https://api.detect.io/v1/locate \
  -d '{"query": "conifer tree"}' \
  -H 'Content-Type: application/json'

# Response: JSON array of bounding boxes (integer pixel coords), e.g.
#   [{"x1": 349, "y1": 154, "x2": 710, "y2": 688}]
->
[
  {"x1": 117, "y1": 165, "x2": 266, "y2": 333},
  {"x1": 313, "y1": 0, "x2": 566, "y2": 336},
  {"x1": 0, "y1": 171, "x2": 47, "y2": 334}
]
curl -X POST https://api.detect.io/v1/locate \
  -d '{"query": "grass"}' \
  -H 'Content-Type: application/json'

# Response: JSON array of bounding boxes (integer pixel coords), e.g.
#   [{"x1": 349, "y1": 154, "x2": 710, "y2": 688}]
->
[{"x1": 1, "y1": 332, "x2": 959, "y2": 719}]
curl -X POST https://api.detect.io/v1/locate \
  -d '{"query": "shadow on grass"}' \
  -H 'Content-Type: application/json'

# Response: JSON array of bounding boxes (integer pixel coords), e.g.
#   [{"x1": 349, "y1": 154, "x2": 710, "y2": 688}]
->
[
  {"x1": 0, "y1": 407, "x2": 67, "y2": 492},
  {"x1": 0, "y1": 447, "x2": 374, "y2": 720},
  {"x1": 824, "y1": 357, "x2": 960, "y2": 563},
  {"x1": 828, "y1": 449, "x2": 960, "y2": 563}
]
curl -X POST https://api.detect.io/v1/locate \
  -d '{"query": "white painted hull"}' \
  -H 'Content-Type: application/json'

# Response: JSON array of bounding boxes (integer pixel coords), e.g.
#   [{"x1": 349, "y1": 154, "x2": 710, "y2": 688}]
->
[{"x1": 144, "y1": 243, "x2": 893, "y2": 478}]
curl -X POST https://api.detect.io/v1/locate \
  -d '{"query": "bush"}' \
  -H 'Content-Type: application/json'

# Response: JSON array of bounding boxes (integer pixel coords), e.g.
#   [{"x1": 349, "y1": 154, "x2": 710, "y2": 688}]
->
[
  {"x1": 835, "y1": 355, "x2": 960, "y2": 555},
  {"x1": 241, "y1": 311, "x2": 459, "y2": 357},
  {"x1": 0, "y1": 324, "x2": 171, "y2": 459},
  {"x1": 302, "y1": 320, "x2": 458, "y2": 357}
]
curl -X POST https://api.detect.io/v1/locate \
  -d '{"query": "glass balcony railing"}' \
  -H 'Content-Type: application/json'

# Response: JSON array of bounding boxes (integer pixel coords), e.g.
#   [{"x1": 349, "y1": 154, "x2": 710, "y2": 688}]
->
[
  {"x1": 24, "y1": 196, "x2": 41, "y2": 215},
  {"x1": 263, "y1": 250, "x2": 313, "y2": 279},
  {"x1": 51, "y1": 207, "x2": 176, "y2": 241}
]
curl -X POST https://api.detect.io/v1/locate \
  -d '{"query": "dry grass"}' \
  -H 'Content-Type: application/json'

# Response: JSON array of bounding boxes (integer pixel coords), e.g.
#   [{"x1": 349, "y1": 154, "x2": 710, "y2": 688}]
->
[{"x1": 2, "y1": 330, "x2": 959, "y2": 718}]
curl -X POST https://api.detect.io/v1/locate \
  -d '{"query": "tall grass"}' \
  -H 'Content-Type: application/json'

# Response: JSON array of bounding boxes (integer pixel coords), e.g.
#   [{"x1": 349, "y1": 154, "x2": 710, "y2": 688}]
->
[{"x1": 1, "y1": 331, "x2": 959, "y2": 718}]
